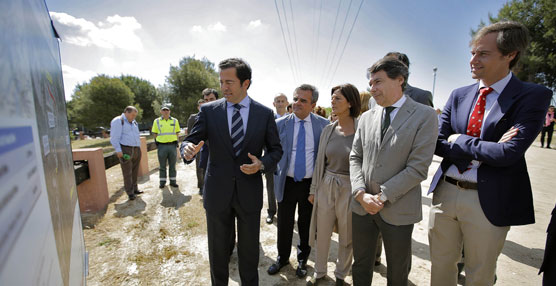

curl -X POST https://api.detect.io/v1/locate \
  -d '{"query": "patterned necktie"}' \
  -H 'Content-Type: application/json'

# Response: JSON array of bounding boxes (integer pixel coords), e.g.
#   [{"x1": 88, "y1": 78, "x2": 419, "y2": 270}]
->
[
  {"x1": 467, "y1": 87, "x2": 493, "y2": 137},
  {"x1": 231, "y1": 104, "x2": 244, "y2": 156},
  {"x1": 294, "y1": 120, "x2": 306, "y2": 182},
  {"x1": 381, "y1": 106, "x2": 396, "y2": 140}
]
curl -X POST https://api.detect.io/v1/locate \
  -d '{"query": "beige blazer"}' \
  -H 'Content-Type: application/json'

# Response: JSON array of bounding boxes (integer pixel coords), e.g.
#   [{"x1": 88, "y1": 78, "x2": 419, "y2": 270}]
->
[
  {"x1": 350, "y1": 96, "x2": 438, "y2": 226},
  {"x1": 308, "y1": 119, "x2": 358, "y2": 247}
]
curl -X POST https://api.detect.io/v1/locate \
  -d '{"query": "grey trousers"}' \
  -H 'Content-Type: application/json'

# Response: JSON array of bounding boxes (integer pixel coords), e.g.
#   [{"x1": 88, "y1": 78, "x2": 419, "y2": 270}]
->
[{"x1": 352, "y1": 212, "x2": 413, "y2": 286}]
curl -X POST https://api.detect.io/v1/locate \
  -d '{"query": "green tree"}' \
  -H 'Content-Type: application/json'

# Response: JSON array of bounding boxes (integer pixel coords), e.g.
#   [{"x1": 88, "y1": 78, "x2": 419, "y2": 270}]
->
[
  {"x1": 120, "y1": 75, "x2": 157, "y2": 123},
  {"x1": 70, "y1": 75, "x2": 138, "y2": 129},
  {"x1": 476, "y1": 0, "x2": 556, "y2": 93},
  {"x1": 165, "y1": 56, "x2": 220, "y2": 122}
]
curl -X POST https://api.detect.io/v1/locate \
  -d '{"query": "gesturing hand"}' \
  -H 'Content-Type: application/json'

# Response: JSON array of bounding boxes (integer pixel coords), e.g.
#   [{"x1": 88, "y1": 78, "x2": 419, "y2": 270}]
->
[
  {"x1": 183, "y1": 141, "x2": 204, "y2": 161},
  {"x1": 498, "y1": 126, "x2": 519, "y2": 143},
  {"x1": 240, "y1": 153, "x2": 262, "y2": 175}
]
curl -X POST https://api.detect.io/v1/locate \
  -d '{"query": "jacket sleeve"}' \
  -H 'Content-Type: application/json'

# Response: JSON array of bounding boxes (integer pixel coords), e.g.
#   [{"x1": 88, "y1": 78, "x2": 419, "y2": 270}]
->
[
  {"x1": 261, "y1": 110, "x2": 283, "y2": 174},
  {"x1": 445, "y1": 87, "x2": 552, "y2": 167},
  {"x1": 350, "y1": 118, "x2": 367, "y2": 198},
  {"x1": 310, "y1": 124, "x2": 332, "y2": 195}
]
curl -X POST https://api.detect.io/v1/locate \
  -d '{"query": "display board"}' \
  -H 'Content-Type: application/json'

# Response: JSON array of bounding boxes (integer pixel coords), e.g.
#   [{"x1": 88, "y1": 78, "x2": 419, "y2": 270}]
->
[{"x1": 0, "y1": 0, "x2": 87, "y2": 285}]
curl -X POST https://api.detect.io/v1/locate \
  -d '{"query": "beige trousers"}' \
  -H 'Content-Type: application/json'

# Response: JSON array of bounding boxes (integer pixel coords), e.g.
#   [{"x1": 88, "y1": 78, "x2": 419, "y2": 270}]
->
[
  {"x1": 428, "y1": 180, "x2": 509, "y2": 286},
  {"x1": 314, "y1": 170, "x2": 353, "y2": 279}
]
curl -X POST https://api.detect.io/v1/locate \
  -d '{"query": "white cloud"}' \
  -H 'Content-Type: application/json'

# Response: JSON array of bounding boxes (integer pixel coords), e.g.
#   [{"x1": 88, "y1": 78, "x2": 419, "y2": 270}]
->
[
  {"x1": 190, "y1": 25, "x2": 204, "y2": 33},
  {"x1": 246, "y1": 19, "x2": 262, "y2": 30},
  {"x1": 50, "y1": 12, "x2": 143, "y2": 51},
  {"x1": 61, "y1": 65, "x2": 97, "y2": 99},
  {"x1": 207, "y1": 22, "x2": 227, "y2": 32}
]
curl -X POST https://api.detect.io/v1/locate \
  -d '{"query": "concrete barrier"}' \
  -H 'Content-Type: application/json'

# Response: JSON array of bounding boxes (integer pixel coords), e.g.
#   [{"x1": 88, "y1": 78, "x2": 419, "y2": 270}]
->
[{"x1": 72, "y1": 148, "x2": 109, "y2": 213}]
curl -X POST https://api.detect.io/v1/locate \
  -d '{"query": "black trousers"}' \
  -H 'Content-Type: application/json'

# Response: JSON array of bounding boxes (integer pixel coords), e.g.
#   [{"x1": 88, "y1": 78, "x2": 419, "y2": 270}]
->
[
  {"x1": 352, "y1": 212, "x2": 414, "y2": 286},
  {"x1": 277, "y1": 176, "x2": 313, "y2": 264},
  {"x1": 541, "y1": 204, "x2": 556, "y2": 285},
  {"x1": 541, "y1": 123, "x2": 554, "y2": 147},
  {"x1": 206, "y1": 184, "x2": 260, "y2": 286}
]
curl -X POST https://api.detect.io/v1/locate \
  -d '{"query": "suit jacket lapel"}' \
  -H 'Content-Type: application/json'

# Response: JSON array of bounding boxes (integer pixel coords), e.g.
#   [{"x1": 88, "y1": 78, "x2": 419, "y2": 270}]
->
[
  {"x1": 482, "y1": 76, "x2": 520, "y2": 140},
  {"x1": 286, "y1": 115, "x2": 295, "y2": 158},
  {"x1": 456, "y1": 84, "x2": 480, "y2": 133},
  {"x1": 381, "y1": 99, "x2": 415, "y2": 146},
  {"x1": 216, "y1": 100, "x2": 234, "y2": 157}
]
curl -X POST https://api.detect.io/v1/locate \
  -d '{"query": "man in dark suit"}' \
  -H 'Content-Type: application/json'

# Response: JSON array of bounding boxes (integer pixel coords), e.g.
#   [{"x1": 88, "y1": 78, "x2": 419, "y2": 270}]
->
[
  {"x1": 428, "y1": 21, "x2": 552, "y2": 285},
  {"x1": 181, "y1": 58, "x2": 283, "y2": 285},
  {"x1": 267, "y1": 84, "x2": 329, "y2": 278}
]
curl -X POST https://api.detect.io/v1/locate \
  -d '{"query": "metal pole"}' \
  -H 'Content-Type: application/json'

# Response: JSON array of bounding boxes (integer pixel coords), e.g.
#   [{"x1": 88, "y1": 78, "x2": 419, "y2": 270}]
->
[{"x1": 432, "y1": 67, "x2": 438, "y2": 98}]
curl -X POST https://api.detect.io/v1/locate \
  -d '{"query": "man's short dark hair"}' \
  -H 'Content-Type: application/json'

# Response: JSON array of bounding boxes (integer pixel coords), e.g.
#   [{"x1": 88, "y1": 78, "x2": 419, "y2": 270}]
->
[
  {"x1": 197, "y1": 99, "x2": 206, "y2": 105},
  {"x1": 331, "y1": 84, "x2": 361, "y2": 118},
  {"x1": 124, "y1": 106, "x2": 138, "y2": 113},
  {"x1": 368, "y1": 58, "x2": 409, "y2": 91},
  {"x1": 218, "y1": 58, "x2": 252, "y2": 89},
  {"x1": 385, "y1": 52, "x2": 410, "y2": 68},
  {"x1": 202, "y1": 88, "x2": 219, "y2": 99},
  {"x1": 294, "y1": 84, "x2": 319, "y2": 104},
  {"x1": 471, "y1": 21, "x2": 529, "y2": 69}
]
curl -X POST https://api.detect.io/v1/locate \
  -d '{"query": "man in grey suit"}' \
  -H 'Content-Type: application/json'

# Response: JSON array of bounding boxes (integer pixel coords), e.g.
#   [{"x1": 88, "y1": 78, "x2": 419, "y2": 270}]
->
[
  {"x1": 350, "y1": 57, "x2": 437, "y2": 285},
  {"x1": 368, "y1": 52, "x2": 434, "y2": 111},
  {"x1": 267, "y1": 84, "x2": 329, "y2": 278}
]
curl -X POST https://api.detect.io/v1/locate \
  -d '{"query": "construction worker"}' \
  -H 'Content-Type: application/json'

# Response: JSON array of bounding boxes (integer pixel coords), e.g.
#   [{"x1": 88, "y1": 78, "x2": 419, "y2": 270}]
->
[{"x1": 152, "y1": 105, "x2": 180, "y2": 188}]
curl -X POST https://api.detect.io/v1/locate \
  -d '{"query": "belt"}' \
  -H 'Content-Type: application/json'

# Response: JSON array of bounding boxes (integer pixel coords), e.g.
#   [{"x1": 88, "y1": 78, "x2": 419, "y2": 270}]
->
[
  {"x1": 121, "y1": 144, "x2": 140, "y2": 149},
  {"x1": 157, "y1": 141, "x2": 177, "y2": 145},
  {"x1": 443, "y1": 175, "x2": 477, "y2": 190}
]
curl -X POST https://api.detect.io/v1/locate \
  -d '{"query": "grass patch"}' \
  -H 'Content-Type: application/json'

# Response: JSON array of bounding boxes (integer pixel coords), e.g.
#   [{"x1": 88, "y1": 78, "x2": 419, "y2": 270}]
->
[{"x1": 98, "y1": 237, "x2": 121, "y2": 247}]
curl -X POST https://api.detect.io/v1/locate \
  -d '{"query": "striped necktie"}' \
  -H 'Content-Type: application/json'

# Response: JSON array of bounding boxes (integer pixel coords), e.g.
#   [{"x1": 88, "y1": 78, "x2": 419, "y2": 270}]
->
[{"x1": 231, "y1": 104, "x2": 244, "y2": 157}]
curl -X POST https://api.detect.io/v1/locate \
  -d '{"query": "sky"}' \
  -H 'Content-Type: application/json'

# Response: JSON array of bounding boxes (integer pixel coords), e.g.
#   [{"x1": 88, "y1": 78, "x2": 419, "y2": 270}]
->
[{"x1": 46, "y1": 0, "x2": 512, "y2": 110}]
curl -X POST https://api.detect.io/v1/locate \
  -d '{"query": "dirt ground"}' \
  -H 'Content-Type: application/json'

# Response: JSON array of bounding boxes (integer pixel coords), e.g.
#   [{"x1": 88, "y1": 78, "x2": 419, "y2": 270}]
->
[{"x1": 82, "y1": 144, "x2": 555, "y2": 286}]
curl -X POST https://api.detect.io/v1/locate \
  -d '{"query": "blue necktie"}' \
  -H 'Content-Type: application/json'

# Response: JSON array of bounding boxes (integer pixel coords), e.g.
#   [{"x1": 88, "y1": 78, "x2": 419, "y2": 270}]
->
[
  {"x1": 231, "y1": 104, "x2": 244, "y2": 157},
  {"x1": 294, "y1": 120, "x2": 306, "y2": 182}
]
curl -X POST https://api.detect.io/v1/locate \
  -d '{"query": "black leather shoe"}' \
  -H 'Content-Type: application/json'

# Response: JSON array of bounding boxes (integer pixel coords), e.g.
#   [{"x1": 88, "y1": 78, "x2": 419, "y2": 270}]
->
[
  {"x1": 266, "y1": 215, "x2": 274, "y2": 224},
  {"x1": 267, "y1": 261, "x2": 288, "y2": 275},
  {"x1": 128, "y1": 194, "x2": 136, "y2": 200},
  {"x1": 159, "y1": 184, "x2": 165, "y2": 189},
  {"x1": 134, "y1": 190, "x2": 144, "y2": 195},
  {"x1": 296, "y1": 261, "x2": 308, "y2": 278},
  {"x1": 170, "y1": 182, "x2": 179, "y2": 187}
]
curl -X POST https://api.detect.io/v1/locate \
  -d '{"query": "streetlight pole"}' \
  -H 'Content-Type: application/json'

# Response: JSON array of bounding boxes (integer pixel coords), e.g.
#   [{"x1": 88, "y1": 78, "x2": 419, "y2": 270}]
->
[{"x1": 432, "y1": 67, "x2": 438, "y2": 99}]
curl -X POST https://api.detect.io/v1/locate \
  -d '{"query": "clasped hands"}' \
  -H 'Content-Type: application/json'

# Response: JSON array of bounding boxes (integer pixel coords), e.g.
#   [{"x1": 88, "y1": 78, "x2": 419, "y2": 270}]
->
[
  {"x1": 182, "y1": 141, "x2": 262, "y2": 175},
  {"x1": 356, "y1": 190, "x2": 384, "y2": 215}
]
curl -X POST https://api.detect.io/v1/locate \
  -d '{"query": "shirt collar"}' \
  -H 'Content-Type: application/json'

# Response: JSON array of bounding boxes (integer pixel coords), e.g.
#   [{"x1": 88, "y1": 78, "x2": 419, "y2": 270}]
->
[
  {"x1": 226, "y1": 95, "x2": 251, "y2": 109},
  {"x1": 121, "y1": 113, "x2": 136, "y2": 124},
  {"x1": 479, "y1": 71, "x2": 512, "y2": 95},
  {"x1": 294, "y1": 113, "x2": 312, "y2": 124},
  {"x1": 389, "y1": 94, "x2": 407, "y2": 109}
]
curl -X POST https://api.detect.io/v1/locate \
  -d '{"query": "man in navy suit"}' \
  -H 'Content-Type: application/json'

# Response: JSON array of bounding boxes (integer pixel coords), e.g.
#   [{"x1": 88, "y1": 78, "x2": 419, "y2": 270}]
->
[
  {"x1": 181, "y1": 58, "x2": 283, "y2": 285},
  {"x1": 428, "y1": 21, "x2": 552, "y2": 285},
  {"x1": 267, "y1": 84, "x2": 329, "y2": 278}
]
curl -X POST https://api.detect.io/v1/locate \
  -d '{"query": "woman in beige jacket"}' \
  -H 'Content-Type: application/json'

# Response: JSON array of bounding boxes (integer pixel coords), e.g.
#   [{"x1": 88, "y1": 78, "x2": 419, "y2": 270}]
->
[{"x1": 307, "y1": 84, "x2": 361, "y2": 286}]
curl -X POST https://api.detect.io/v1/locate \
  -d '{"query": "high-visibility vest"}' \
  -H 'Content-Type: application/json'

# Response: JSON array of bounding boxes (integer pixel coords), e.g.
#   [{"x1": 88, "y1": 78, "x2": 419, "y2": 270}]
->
[{"x1": 152, "y1": 117, "x2": 179, "y2": 143}]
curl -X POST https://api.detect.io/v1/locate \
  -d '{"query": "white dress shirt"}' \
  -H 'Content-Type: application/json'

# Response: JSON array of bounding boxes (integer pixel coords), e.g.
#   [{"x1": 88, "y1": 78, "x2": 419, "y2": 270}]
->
[
  {"x1": 445, "y1": 72, "x2": 512, "y2": 183},
  {"x1": 383, "y1": 95, "x2": 407, "y2": 123},
  {"x1": 287, "y1": 114, "x2": 315, "y2": 179}
]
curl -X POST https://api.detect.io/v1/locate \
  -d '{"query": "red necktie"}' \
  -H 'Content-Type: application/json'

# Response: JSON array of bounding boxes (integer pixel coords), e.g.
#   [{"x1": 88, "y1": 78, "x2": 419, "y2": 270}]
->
[{"x1": 466, "y1": 87, "x2": 493, "y2": 137}]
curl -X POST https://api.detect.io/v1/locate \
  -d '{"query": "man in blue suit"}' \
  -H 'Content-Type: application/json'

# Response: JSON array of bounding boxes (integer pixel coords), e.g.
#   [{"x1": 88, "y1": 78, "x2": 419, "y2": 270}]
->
[
  {"x1": 428, "y1": 21, "x2": 553, "y2": 286},
  {"x1": 267, "y1": 84, "x2": 329, "y2": 278},
  {"x1": 181, "y1": 58, "x2": 283, "y2": 286}
]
